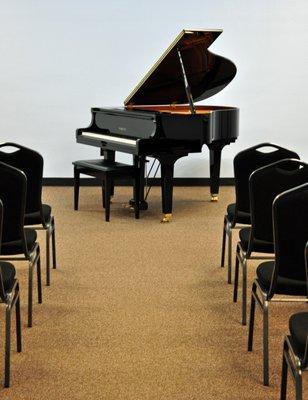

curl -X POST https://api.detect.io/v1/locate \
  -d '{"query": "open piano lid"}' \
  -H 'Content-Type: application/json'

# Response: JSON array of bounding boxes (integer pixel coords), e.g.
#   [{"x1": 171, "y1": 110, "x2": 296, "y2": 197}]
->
[{"x1": 124, "y1": 29, "x2": 237, "y2": 106}]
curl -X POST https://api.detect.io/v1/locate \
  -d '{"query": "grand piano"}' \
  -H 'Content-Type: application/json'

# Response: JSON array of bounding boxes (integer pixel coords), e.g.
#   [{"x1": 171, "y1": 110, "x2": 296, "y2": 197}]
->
[{"x1": 76, "y1": 29, "x2": 239, "y2": 222}]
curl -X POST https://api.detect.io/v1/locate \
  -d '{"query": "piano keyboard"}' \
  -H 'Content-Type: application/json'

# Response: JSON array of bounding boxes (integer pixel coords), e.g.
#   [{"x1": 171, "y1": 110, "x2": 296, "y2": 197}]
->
[{"x1": 81, "y1": 132, "x2": 137, "y2": 147}]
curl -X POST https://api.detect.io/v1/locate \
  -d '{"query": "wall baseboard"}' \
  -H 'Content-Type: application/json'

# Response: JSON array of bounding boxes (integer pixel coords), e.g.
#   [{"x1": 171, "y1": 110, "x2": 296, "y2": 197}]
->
[{"x1": 43, "y1": 177, "x2": 235, "y2": 186}]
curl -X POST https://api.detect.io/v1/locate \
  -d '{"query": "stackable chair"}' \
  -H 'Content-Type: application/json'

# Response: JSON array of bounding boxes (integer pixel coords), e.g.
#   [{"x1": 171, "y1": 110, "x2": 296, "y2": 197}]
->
[
  {"x1": 247, "y1": 183, "x2": 308, "y2": 386},
  {"x1": 0, "y1": 199, "x2": 22, "y2": 388},
  {"x1": 0, "y1": 143, "x2": 56, "y2": 286},
  {"x1": 233, "y1": 159, "x2": 308, "y2": 326},
  {"x1": 220, "y1": 143, "x2": 299, "y2": 284},
  {"x1": 280, "y1": 309, "x2": 308, "y2": 400},
  {"x1": 0, "y1": 161, "x2": 42, "y2": 327},
  {"x1": 73, "y1": 159, "x2": 140, "y2": 221}
]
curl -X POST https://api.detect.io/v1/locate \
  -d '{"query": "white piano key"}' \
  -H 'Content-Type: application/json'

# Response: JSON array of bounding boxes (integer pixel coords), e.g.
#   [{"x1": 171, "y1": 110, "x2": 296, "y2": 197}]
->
[{"x1": 81, "y1": 132, "x2": 137, "y2": 147}]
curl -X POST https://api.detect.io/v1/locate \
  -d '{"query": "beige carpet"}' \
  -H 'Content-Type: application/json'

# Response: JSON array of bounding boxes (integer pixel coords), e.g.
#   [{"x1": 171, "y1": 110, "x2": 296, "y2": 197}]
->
[{"x1": 0, "y1": 186, "x2": 305, "y2": 399}]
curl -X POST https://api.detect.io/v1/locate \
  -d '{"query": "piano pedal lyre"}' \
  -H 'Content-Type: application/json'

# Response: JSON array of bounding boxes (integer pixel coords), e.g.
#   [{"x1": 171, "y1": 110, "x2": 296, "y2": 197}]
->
[
  {"x1": 211, "y1": 194, "x2": 218, "y2": 202},
  {"x1": 161, "y1": 213, "x2": 172, "y2": 223}
]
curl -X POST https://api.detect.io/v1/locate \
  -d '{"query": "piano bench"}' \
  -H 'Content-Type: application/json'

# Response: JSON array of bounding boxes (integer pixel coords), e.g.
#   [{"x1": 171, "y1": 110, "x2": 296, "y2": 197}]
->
[{"x1": 72, "y1": 159, "x2": 140, "y2": 222}]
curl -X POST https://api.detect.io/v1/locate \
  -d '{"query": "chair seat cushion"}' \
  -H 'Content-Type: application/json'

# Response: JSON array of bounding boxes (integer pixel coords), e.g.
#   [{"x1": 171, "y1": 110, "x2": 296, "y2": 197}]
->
[
  {"x1": 256, "y1": 261, "x2": 307, "y2": 296},
  {"x1": 239, "y1": 227, "x2": 274, "y2": 253},
  {"x1": 1, "y1": 229, "x2": 37, "y2": 255},
  {"x1": 289, "y1": 312, "x2": 308, "y2": 358},
  {"x1": 227, "y1": 203, "x2": 251, "y2": 225},
  {"x1": 24, "y1": 204, "x2": 51, "y2": 225},
  {"x1": 0, "y1": 261, "x2": 16, "y2": 292}
]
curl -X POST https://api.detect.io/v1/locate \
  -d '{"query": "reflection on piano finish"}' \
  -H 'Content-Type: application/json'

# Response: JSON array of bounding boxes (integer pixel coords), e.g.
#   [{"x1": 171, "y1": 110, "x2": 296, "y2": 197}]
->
[{"x1": 76, "y1": 29, "x2": 239, "y2": 221}]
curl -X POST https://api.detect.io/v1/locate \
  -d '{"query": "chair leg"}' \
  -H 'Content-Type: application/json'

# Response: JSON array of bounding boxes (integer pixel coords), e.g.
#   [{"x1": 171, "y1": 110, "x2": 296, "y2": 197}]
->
[
  {"x1": 15, "y1": 287, "x2": 22, "y2": 353},
  {"x1": 46, "y1": 228, "x2": 51, "y2": 286},
  {"x1": 295, "y1": 372, "x2": 303, "y2": 400},
  {"x1": 73, "y1": 167, "x2": 80, "y2": 211},
  {"x1": 242, "y1": 257, "x2": 247, "y2": 326},
  {"x1": 4, "y1": 304, "x2": 11, "y2": 388},
  {"x1": 28, "y1": 261, "x2": 33, "y2": 328},
  {"x1": 263, "y1": 300, "x2": 269, "y2": 386},
  {"x1": 248, "y1": 281, "x2": 257, "y2": 351},
  {"x1": 220, "y1": 216, "x2": 227, "y2": 268},
  {"x1": 51, "y1": 216, "x2": 56, "y2": 269},
  {"x1": 104, "y1": 177, "x2": 111, "y2": 222},
  {"x1": 233, "y1": 245, "x2": 240, "y2": 303},
  {"x1": 280, "y1": 344, "x2": 288, "y2": 400},
  {"x1": 37, "y1": 246, "x2": 42, "y2": 304},
  {"x1": 227, "y1": 227, "x2": 232, "y2": 284}
]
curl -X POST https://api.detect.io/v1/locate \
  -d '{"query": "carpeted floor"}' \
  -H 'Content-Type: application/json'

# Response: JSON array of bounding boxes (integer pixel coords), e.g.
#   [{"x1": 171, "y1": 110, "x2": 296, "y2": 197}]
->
[{"x1": 0, "y1": 186, "x2": 305, "y2": 399}]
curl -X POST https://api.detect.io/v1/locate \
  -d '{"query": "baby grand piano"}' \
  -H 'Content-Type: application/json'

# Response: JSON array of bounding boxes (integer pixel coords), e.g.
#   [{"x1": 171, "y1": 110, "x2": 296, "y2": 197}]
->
[{"x1": 76, "y1": 29, "x2": 239, "y2": 222}]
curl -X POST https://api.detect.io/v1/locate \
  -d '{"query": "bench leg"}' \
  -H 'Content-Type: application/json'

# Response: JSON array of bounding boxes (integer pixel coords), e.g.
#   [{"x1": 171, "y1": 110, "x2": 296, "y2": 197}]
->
[
  {"x1": 102, "y1": 181, "x2": 105, "y2": 209},
  {"x1": 134, "y1": 171, "x2": 140, "y2": 219},
  {"x1": 104, "y1": 177, "x2": 111, "y2": 222},
  {"x1": 74, "y1": 167, "x2": 80, "y2": 210}
]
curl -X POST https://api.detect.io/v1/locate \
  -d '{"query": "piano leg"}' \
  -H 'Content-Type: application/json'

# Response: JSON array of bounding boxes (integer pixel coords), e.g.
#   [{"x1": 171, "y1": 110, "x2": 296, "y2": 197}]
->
[
  {"x1": 158, "y1": 153, "x2": 187, "y2": 222},
  {"x1": 129, "y1": 156, "x2": 148, "y2": 210},
  {"x1": 209, "y1": 145, "x2": 223, "y2": 201}
]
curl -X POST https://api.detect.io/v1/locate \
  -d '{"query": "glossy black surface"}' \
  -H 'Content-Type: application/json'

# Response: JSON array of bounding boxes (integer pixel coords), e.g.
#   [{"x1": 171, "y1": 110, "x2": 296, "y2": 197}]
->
[
  {"x1": 125, "y1": 30, "x2": 237, "y2": 106},
  {"x1": 76, "y1": 29, "x2": 239, "y2": 216}
]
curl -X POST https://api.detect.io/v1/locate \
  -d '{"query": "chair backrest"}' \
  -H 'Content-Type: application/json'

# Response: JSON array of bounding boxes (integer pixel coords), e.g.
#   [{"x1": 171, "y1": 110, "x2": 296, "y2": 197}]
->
[
  {"x1": 267, "y1": 187, "x2": 308, "y2": 300},
  {"x1": 0, "y1": 143, "x2": 43, "y2": 214},
  {"x1": 249, "y1": 159, "x2": 308, "y2": 244},
  {"x1": 0, "y1": 162, "x2": 27, "y2": 248},
  {"x1": 234, "y1": 143, "x2": 299, "y2": 214},
  {"x1": 0, "y1": 199, "x2": 9, "y2": 301},
  {"x1": 304, "y1": 244, "x2": 308, "y2": 367}
]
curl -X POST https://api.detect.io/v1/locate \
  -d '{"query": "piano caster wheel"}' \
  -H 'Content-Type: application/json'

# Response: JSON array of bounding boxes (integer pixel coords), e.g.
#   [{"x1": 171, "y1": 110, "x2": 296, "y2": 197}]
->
[
  {"x1": 161, "y1": 213, "x2": 172, "y2": 223},
  {"x1": 211, "y1": 194, "x2": 218, "y2": 202}
]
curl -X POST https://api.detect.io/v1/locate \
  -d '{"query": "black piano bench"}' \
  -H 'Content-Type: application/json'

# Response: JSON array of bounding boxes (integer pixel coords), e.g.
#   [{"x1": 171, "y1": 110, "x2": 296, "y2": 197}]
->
[{"x1": 72, "y1": 159, "x2": 140, "y2": 222}]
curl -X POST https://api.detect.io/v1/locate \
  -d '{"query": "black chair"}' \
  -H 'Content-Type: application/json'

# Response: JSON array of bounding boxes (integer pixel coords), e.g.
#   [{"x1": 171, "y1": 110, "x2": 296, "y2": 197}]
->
[
  {"x1": 221, "y1": 143, "x2": 299, "y2": 284},
  {"x1": 247, "y1": 183, "x2": 308, "y2": 386},
  {"x1": 0, "y1": 143, "x2": 57, "y2": 286},
  {"x1": 73, "y1": 159, "x2": 140, "y2": 221},
  {"x1": 233, "y1": 159, "x2": 308, "y2": 326},
  {"x1": 0, "y1": 161, "x2": 42, "y2": 327},
  {"x1": 280, "y1": 309, "x2": 308, "y2": 400},
  {"x1": 0, "y1": 199, "x2": 22, "y2": 388}
]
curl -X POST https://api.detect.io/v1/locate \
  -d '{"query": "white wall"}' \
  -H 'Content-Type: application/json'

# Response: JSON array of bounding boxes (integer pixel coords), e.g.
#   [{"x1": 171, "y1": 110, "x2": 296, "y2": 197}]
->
[{"x1": 0, "y1": 0, "x2": 307, "y2": 177}]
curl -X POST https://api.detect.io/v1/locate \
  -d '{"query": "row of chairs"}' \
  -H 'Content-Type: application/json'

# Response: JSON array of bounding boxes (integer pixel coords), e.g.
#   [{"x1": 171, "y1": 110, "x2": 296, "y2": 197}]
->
[
  {"x1": 0, "y1": 143, "x2": 57, "y2": 387},
  {"x1": 219, "y1": 143, "x2": 308, "y2": 397}
]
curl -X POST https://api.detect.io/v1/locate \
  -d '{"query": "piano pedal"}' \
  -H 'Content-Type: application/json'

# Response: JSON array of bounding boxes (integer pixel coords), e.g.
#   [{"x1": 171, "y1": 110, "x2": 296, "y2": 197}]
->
[
  {"x1": 161, "y1": 213, "x2": 172, "y2": 223},
  {"x1": 211, "y1": 194, "x2": 218, "y2": 202}
]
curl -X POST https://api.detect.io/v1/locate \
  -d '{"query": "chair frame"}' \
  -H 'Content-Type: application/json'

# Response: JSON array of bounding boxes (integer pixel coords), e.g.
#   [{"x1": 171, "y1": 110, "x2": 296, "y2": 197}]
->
[
  {"x1": 0, "y1": 200, "x2": 22, "y2": 387},
  {"x1": 280, "y1": 336, "x2": 308, "y2": 400},
  {"x1": 280, "y1": 311, "x2": 308, "y2": 400},
  {"x1": 28, "y1": 217, "x2": 56, "y2": 286},
  {"x1": 247, "y1": 187, "x2": 308, "y2": 386},
  {"x1": 0, "y1": 161, "x2": 42, "y2": 327},
  {"x1": 0, "y1": 142, "x2": 57, "y2": 286},
  {"x1": 221, "y1": 143, "x2": 298, "y2": 284},
  {"x1": 0, "y1": 242, "x2": 42, "y2": 328},
  {"x1": 233, "y1": 158, "x2": 307, "y2": 325}
]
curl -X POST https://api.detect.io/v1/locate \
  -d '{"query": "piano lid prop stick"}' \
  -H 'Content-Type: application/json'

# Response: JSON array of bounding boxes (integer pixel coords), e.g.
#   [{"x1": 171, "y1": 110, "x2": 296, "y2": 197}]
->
[{"x1": 177, "y1": 48, "x2": 196, "y2": 114}]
